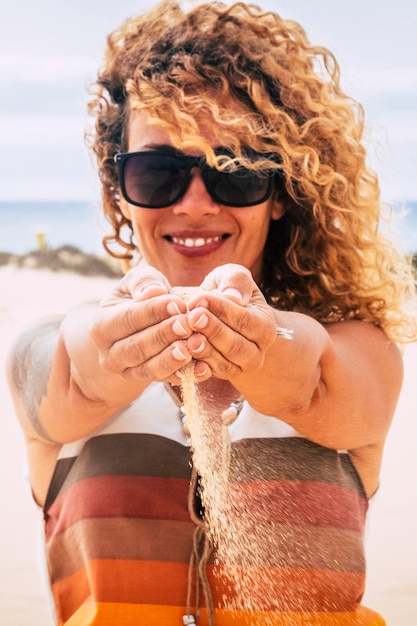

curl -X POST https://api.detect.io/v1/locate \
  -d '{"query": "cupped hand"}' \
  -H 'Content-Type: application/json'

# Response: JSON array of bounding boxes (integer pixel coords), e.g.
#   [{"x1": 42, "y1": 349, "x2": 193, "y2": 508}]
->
[
  {"x1": 90, "y1": 264, "x2": 276, "y2": 386},
  {"x1": 90, "y1": 266, "x2": 205, "y2": 385},
  {"x1": 185, "y1": 264, "x2": 277, "y2": 379}
]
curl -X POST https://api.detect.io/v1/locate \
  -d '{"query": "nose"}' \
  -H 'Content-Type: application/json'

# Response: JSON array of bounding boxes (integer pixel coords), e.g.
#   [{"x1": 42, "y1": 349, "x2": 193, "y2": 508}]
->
[{"x1": 172, "y1": 169, "x2": 221, "y2": 216}]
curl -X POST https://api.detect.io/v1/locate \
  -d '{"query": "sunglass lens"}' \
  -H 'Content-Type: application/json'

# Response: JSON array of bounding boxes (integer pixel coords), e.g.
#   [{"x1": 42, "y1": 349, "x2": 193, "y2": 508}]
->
[
  {"x1": 123, "y1": 154, "x2": 188, "y2": 208},
  {"x1": 204, "y1": 169, "x2": 271, "y2": 206}
]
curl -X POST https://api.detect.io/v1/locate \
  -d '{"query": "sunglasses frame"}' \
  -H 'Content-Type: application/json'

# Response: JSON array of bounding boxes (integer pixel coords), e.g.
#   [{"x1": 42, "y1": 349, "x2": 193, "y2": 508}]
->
[{"x1": 114, "y1": 150, "x2": 278, "y2": 209}]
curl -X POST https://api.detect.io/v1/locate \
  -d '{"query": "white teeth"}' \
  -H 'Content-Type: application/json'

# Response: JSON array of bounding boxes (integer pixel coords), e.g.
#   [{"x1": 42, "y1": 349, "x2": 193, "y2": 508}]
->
[{"x1": 172, "y1": 236, "x2": 222, "y2": 247}]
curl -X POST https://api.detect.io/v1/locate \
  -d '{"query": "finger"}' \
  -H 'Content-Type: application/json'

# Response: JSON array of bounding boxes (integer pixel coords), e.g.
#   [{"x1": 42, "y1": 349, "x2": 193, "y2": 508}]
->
[
  {"x1": 186, "y1": 302, "x2": 277, "y2": 376},
  {"x1": 102, "y1": 328, "x2": 189, "y2": 373},
  {"x1": 91, "y1": 294, "x2": 188, "y2": 347},
  {"x1": 96, "y1": 310, "x2": 192, "y2": 372},
  {"x1": 187, "y1": 296, "x2": 268, "y2": 346},
  {"x1": 165, "y1": 360, "x2": 212, "y2": 386},
  {"x1": 121, "y1": 341, "x2": 194, "y2": 382},
  {"x1": 189, "y1": 333, "x2": 256, "y2": 379},
  {"x1": 197, "y1": 263, "x2": 254, "y2": 305},
  {"x1": 185, "y1": 309, "x2": 264, "y2": 378},
  {"x1": 101, "y1": 266, "x2": 172, "y2": 307},
  {"x1": 122, "y1": 343, "x2": 213, "y2": 384}
]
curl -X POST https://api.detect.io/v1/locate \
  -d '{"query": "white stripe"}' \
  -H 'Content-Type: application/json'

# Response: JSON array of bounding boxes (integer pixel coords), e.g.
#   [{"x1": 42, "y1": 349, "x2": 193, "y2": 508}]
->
[{"x1": 58, "y1": 383, "x2": 301, "y2": 460}]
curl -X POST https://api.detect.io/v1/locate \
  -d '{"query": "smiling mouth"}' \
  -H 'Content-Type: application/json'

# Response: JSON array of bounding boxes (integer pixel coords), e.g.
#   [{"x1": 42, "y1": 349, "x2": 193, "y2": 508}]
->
[{"x1": 166, "y1": 234, "x2": 229, "y2": 248}]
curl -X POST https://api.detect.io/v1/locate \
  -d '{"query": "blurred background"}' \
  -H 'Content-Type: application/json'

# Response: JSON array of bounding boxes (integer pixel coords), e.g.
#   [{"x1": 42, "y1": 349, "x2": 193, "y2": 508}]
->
[
  {"x1": 0, "y1": 1, "x2": 416, "y2": 624},
  {"x1": 0, "y1": 0, "x2": 416, "y2": 253}
]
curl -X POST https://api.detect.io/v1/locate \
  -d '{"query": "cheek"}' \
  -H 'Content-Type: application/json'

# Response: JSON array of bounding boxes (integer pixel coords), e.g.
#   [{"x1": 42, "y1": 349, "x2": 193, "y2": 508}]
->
[
  {"x1": 244, "y1": 206, "x2": 273, "y2": 238},
  {"x1": 128, "y1": 211, "x2": 160, "y2": 247},
  {"x1": 237, "y1": 215, "x2": 270, "y2": 261}
]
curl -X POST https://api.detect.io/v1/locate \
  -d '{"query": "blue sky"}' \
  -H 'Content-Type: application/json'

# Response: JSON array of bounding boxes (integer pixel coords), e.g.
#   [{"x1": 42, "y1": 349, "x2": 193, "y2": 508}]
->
[{"x1": 1, "y1": 0, "x2": 416, "y2": 203}]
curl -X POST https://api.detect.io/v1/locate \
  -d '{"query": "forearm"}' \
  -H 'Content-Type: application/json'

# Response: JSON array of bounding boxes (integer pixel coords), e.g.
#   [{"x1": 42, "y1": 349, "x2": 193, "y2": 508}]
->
[{"x1": 230, "y1": 313, "x2": 403, "y2": 451}]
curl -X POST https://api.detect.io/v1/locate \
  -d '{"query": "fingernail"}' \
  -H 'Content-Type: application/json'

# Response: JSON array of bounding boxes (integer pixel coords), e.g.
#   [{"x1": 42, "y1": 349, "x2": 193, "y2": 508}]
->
[
  {"x1": 191, "y1": 340, "x2": 205, "y2": 354},
  {"x1": 192, "y1": 297, "x2": 208, "y2": 309},
  {"x1": 193, "y1": 313, "x2": 208, "y2": 329},
  {"x1": 167, "y1": 301, "x2": 181, "y2": 316},
  {"x1": 172, "y1": 344, "x2": 188, "y2": 361},
  {"x1": 172, "y1": 319, "x2": 188, "y2": 337},
  {"x1": 139, "y1": 283, "x2": 167, "y2": 297},
  {"x1": 196, "y1": 365, "x2": 209, "y2": 377},
  {"x1": 222, "y1": 287, "x2": 243, "y2": 302}
]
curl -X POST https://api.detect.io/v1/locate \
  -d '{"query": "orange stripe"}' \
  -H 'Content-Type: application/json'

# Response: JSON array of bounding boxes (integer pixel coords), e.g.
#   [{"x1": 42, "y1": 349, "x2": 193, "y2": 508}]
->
[
  {"x1": 53, "y1": 560, "x2": 189, "y2": 622},
  {"x1": 215, "y1": 564, "x2": 366, "y2": 612},
  {"x1": 62, "y1": 602, "x2": 385, "y2": 626},
  {"x1": 53, "y1": 558, "x2": 368, "y2": 620}
]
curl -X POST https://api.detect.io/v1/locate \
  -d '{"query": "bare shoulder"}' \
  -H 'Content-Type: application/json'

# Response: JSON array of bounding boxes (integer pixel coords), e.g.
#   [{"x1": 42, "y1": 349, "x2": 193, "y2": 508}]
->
[
  {"x1": 325, "y1": 319, "x2": 404, "y2": 437},
  {"x1": 326, "y1": 319, "x2": 403, "y2": 385}
]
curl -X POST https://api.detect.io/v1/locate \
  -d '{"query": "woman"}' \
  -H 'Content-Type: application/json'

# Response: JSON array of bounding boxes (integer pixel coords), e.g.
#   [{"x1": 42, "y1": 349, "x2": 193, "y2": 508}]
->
[{"x1": 7, "y1": 1, "x2": 416, "y2": 625}]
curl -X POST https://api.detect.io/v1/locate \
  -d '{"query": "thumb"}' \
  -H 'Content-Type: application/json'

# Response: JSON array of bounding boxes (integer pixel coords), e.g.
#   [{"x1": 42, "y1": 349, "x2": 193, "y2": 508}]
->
[
  {"x1": 101, "y1": 266, "x2": 171, "y2": 306},
  {"x1": 200, "y1": 264, "x2": 254, "y2": 306}
]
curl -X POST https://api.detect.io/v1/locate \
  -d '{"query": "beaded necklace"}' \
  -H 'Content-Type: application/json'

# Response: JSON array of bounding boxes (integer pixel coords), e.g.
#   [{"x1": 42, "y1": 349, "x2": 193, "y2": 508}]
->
[{"x1": 164, "y1": 381, "x2": 244, "y2": 437}]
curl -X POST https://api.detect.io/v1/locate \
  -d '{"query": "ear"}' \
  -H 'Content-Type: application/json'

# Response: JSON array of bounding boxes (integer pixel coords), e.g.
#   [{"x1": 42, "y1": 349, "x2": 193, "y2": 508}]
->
[
  {"x1": 271, "y1": 199, "x2": 285, "y2": 221},
  {"x1": 119, "y1": 197, "x2": 133, "y2": 221}
]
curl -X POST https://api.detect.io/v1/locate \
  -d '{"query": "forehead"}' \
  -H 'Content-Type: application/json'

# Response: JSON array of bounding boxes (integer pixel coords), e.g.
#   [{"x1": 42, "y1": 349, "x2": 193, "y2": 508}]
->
[
  {"x1": 126, "y1": 103, "x2": 251, "y2": 154},
  {"x1": 127, "y1": 112, "x2": 172, "y2": 151}
]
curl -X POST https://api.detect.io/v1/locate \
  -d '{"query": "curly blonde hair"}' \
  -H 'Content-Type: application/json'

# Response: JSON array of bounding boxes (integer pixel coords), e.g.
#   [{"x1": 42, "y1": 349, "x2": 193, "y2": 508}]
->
[{"x1": 87, "y1": 0, "x2": 416, "y2": 342}]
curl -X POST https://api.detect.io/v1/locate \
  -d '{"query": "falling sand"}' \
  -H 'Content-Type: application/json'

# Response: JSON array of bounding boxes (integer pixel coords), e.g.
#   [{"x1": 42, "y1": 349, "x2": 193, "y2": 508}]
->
[{"x1": 173, "y1": 287, "x2": 282, "y2": 624}]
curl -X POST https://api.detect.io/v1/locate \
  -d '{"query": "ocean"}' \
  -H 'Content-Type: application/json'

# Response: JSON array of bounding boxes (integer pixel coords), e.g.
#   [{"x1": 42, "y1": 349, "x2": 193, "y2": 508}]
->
[
  {"x1": 391, "y1": 201, "x2": 417, "y2": 254},
  {"x1": 0, "y1": 199, "x2": 416, "y2": 256},
  {"x1": 0, "y1": 201, "x2": 107, "y2": 256}
]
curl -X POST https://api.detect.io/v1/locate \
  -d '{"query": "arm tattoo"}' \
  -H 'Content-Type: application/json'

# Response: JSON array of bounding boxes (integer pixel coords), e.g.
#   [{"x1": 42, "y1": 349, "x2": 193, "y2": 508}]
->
[{"x1": 10, "y1": 319, "x2": 63, "y2": 443}]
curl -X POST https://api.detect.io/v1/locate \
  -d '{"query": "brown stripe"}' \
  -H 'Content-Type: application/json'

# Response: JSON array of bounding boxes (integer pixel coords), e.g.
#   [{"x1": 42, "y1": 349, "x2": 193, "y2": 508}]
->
[
  {"x1": 47, "y1": 513, "x2": 364, "y2": 584},
  {"x1": 45, "y1": 433, "x2": 192, "y2": 509},
  {"x1": 46, "y1": 474, "x2": 191, "y2": 539},
  {"x1": 48, "y1": 517, "x2": 196, "y2": 582},
  {"x1": 216, "y1": 521, "x2": 364, "y2": 572},
  {"x1": 227, "y1": 479, "x2": 367, "y2": 531},
  {"x1": 46, "y1": 435, "x2": 365, "y2": 510},
  {"x1": 230, "y1": 438, "x2": 366, "y2": 496},
  {"x1": 45, "y1": 456, "x2": 77, "y2": 509},
  {"x1": 46, "y1": 470, "x2": 365, "y2": 542}
]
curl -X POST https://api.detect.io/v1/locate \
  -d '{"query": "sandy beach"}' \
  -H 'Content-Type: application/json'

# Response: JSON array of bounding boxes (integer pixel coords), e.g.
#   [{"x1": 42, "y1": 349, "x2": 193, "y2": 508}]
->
[{"x1": 0, "y1": 265, "x2": 416, "y2": 626}]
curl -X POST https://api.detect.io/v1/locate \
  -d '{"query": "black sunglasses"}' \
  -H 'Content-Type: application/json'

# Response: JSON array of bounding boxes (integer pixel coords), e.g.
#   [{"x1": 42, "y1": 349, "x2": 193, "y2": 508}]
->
[{"x1": 114, "y1": 150, "x2": 277, "y2": 209}]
